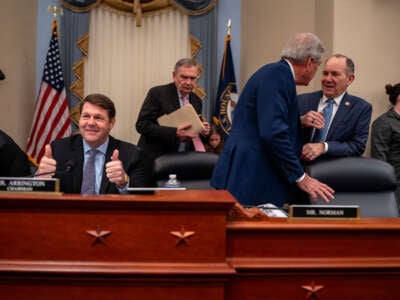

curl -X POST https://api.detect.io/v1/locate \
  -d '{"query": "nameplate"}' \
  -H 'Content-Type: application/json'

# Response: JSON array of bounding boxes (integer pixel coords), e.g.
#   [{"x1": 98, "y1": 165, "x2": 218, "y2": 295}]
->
[
  {"x1": 289, "y1": 205, "x2": 360, "y2": 219},
  {"x1": 0, "y1": 177, "x2": 60, "y2": 193}
]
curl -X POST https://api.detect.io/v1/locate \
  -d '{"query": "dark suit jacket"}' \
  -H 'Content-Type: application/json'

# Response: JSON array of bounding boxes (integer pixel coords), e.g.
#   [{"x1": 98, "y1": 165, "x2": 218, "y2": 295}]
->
[
  {"x1": 0, "y1": 130, "x2": 31, "y2": 177},
  {"x1": 371, "y1": 108, "x2": 400, "y2": 183},
  {"x1": 298, "y1": 91, "x2": 372, "y2": 157},
  {"x1": 136, "y1": 82, "x2": 203, "y2": 160},
  {"x1": 211, "y1": 60, "x2": 303, "y2": 207},
  {"x1": 51, "y1": 134, "x2": 147, "y2": 193}
]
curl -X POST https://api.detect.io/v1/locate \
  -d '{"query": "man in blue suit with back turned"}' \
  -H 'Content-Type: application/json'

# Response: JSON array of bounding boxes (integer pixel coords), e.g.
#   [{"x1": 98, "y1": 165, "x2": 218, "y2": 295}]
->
[
  {"x1": 298, "y1": 54, "x2": 372, "y2": 162},
  {"x1": 211, "y1": 33, "x2": 334, "y2": 208}
]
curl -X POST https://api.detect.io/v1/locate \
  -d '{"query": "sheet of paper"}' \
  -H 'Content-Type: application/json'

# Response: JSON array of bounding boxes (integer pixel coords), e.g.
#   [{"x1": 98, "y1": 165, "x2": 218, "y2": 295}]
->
[
  {"x1": 257, "y1": 203, "x2": 288, "y2": 218},
  {"x1": 157, "y1": 104, "x2": 205, "y2": 135}
]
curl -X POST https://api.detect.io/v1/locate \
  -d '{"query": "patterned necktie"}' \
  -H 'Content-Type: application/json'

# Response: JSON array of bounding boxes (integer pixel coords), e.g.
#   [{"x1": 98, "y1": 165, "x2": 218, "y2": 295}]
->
[
  {"x1": 316, "y1": 98, "x2": 335, "y2": 142},
  {"x1": 81, "y1": 148, "x2": 97, "y2": 195},
  {"x1": 182, "y1": 96, "x2": 206, "y2": 152}
]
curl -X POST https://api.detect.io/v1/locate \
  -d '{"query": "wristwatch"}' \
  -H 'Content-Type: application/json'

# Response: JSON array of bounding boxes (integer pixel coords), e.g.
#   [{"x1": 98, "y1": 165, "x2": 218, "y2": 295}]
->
[{"x1": 117, "y1": 173, "x2": 129, "y2": 189}]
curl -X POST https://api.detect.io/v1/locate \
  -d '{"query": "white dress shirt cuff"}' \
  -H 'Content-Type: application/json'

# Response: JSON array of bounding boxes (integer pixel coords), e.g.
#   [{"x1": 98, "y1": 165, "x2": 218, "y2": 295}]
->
[
  {"x1": 323, "y1": 142, "x2": 328, "y2": 153},
  {"x1": 295, "y1": 173, "x2": 306, "y2": 183}
]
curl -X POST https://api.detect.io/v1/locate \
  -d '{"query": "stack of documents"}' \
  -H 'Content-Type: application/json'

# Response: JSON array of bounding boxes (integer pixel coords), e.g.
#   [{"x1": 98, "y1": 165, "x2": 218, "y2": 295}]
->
[{"x1": 157, "y1": 104, "x2": 205, "y2": 134}]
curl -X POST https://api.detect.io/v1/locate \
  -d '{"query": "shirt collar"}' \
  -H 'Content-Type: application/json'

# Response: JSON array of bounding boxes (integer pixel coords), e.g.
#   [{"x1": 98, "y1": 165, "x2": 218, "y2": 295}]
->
[
  {"x1": 321, "y1": 91, "x2": 346, "y2": 106},
  {"x1": 82, "y1": 138, "x2": 109, "y2": 155},
  {"x1": 284, "y1": 59, "x2": 295, "y2": 81},
  {"x1": 178, "y1": 91, "x2": 189, "y2": 101}
]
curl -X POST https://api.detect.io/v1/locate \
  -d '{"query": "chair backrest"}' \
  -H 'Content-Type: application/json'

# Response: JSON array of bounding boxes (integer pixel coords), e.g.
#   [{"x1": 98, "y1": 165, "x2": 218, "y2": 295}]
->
[
  {"x1": 305, "y1": 157, "x2": 399, "y2": 218},
  {"x1": 153, "y1": 152, "x2": 219, "y2": 189}
]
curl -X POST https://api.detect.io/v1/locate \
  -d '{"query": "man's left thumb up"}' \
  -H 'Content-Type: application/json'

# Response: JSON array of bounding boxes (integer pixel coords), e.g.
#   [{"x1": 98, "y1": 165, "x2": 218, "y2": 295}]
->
[{"x1": 111, "y1": 149, "x2": 119, "y2": 161}]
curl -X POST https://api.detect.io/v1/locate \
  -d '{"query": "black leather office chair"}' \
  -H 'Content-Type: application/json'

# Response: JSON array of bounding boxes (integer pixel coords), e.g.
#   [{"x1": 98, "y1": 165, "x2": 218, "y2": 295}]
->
[
  {"x1": 153, "y1": 152, "x2": 219, "y2": 189},
  {"x1": 305, "y1": 157, "x2": 399, "y2": 217}
]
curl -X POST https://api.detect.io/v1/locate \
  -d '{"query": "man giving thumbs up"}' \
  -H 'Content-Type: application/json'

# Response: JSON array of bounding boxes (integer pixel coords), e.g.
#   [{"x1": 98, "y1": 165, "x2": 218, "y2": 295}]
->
[{"x1": 36, "y1": 93, "x2": 148, "y2": 194}]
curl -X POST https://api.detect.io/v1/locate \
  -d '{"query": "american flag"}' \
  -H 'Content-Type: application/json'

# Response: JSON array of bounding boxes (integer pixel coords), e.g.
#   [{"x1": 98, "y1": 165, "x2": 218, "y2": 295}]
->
[{"x1": 26, "y1": 21, "x2": 71, "y2": 165}]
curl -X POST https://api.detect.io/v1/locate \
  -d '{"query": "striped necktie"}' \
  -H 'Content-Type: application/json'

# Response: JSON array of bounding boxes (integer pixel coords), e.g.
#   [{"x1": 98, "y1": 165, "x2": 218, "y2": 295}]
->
[
  {"x1": 315, "y1": 98, "x2": 335, "y2": 142},
  {"x1": 182, "y1": 96, "x2": 206, "y2": 152},
  {"x1": 81, "y1": 148, "x2": 97, "y2": 194}
]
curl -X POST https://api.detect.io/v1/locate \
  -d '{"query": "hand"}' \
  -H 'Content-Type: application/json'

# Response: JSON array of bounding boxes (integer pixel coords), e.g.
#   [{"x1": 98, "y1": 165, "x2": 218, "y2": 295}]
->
[
  {"x1": 200, "y1": 121, "x2": 210, "y2": 136},
  {"x1": 105, "y1": 149, "x2": 128, "y2": 188},
  {"x1": 297, "y1": 174, "x2": 335, "y2": 203},
  {"x1": 35, "y1": 144, "x2": 57, "y2": 178},
  {"x1": 300, "y1": 111, "x2": 324, "y2": 129},
  {"x1": 301, "y1": 143, "x2": 325, "y2": 161},
  {"x1": 176, "y1": 122, "x2": 196, "y2": 142}
]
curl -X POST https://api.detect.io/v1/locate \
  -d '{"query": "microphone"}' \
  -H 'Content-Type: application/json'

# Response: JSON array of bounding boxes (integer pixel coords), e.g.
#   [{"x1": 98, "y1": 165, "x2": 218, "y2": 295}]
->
[
  {"x1": 64, "y1": 159, "x2": 75, "y2": 173},
  {"x1": 33, "y1": 159, "x2": 75, "y2": 178}
]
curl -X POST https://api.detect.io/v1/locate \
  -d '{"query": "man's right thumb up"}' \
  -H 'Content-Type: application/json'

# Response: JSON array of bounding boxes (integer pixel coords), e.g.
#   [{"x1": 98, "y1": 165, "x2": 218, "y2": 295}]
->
[{"x1": 44, "y1": 144, "x2": 53, "y2": 158}]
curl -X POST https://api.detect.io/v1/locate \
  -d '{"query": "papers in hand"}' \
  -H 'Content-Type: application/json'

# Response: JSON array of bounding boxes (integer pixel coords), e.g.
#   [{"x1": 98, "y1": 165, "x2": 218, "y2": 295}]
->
[
  {"x1": 157, "y1": 104, "x2": 205, "y2": 135},
  {"x1": 257, "y1": 203, "x2": 288, "y2": 218}
]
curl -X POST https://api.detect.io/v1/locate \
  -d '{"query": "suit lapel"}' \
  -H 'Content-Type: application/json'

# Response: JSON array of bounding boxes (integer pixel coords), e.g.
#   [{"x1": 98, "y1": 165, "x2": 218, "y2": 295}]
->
[
  {"x1": 100, "y1": 138, "x2": 112, "y2": 194},
  {"x1": 310, "y1": 93, "x2": 321, "y2": 111},
  {"x1": 99, "y1": 136, "x2": 119, "y2": 194},
  {"x1": 169, "y1": 83, "x2": 181, "y2": 112},
  {"x1": 71, "y1": 135, "x2": 84, "y2": 193},
  {"x1": 306, "y1": 93, "x2": 322, "y2": 142}
]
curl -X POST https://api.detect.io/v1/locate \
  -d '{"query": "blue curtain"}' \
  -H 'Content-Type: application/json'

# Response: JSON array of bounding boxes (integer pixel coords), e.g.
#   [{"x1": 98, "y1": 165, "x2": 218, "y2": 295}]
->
[
  {"x1": 59, "y1": 9, "x2": 89, "y2": 130},
  {"x1": 189, "y1": 10, "x2": 218, "y2": 120},
  {"x1": 60, "y1": 0, "x2": 218, "y2": 122}
]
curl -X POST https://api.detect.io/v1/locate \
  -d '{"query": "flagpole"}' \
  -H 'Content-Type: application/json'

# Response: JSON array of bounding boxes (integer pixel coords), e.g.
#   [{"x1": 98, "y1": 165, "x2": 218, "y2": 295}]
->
[{"x1": 222, "y1": 19, "x2": 232, "y2": 78}]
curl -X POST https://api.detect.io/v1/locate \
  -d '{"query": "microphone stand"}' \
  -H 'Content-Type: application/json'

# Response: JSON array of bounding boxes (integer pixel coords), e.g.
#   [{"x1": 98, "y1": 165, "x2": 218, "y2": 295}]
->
[{"x1": 31, "y1": 161, "x2": 75, "y2": 178}]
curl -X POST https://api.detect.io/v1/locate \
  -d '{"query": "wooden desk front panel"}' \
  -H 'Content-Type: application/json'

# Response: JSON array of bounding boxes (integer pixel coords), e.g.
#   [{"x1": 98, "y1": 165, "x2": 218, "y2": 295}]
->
[
  {"x1": 0, "y1": 191, "x2": 234, "y2": 265},
  {"x1": 0, "y1": 277, "x2": 227, "y2": 300},
  {"x1": 2, "y1": 192, "x2": 400, "y2": 299},
  {"x1": 227, "y1": 273, "x2": 400, "y2": 300},
  {"x1": 1, "y1": 207, "x2": 226, "y2": 263},
  {"x1": 227, "y1": 218, "x2": 400, "y2": 299},
  {"x1": 227, "y1": 219, "x2": 400, "y2": 261},
  {"x1": 0, "y1": 191, "x2": 235, "y2": 300}
]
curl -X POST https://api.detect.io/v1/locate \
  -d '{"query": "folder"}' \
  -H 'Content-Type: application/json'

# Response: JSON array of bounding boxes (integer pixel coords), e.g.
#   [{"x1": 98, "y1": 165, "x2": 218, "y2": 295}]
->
[{"x1": 157, "y1": 104, "x2": 205, "y2": 135}]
